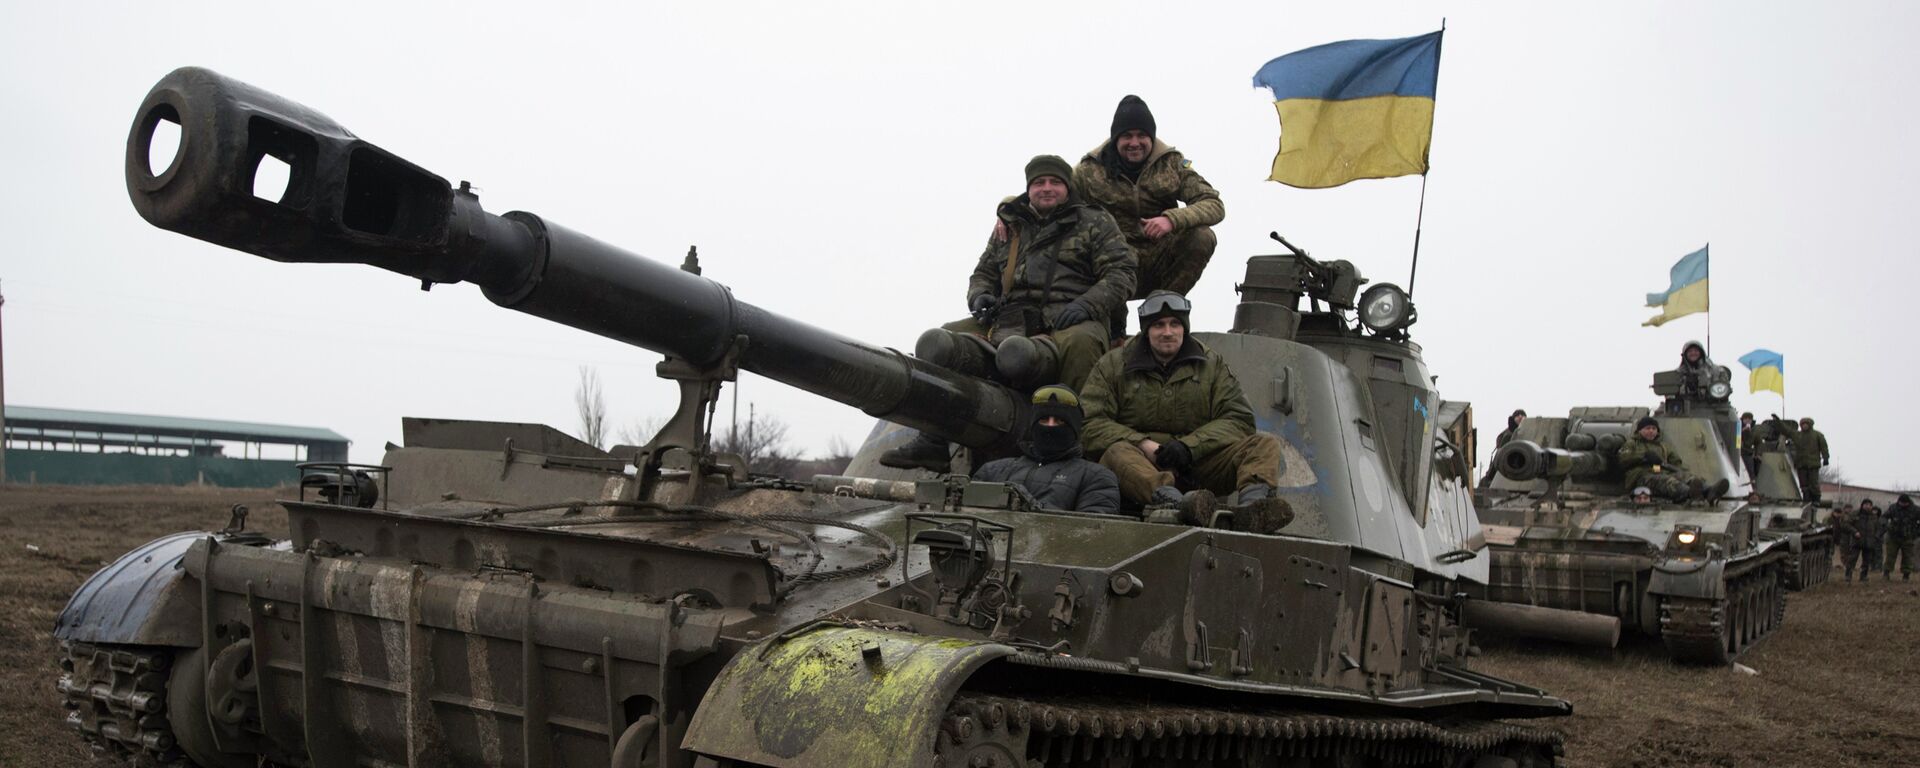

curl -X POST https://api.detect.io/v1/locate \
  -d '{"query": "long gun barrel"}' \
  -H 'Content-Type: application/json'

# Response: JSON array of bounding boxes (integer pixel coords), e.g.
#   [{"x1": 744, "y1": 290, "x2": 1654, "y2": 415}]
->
[
  {"x1": 1492, "y1": 440, "x2": 1611, "y2": 482},
  {"x1": 125, "y1": 67, "x2": 1020, "y2": 451}
]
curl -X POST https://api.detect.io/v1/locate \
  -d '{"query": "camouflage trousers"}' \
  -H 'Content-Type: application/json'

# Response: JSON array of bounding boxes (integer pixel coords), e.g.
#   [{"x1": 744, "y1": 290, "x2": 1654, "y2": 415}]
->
[
  {"x1": 1640, "y1": 471, "x2": 1698, "y2": 502},
  {"x1": 1887, "y1": 537, "x2": 1918, "y2": 577},
  {"x1": 1857, "y1": 546, "x2": 1882, "y2": 578},
  {"x1": 1099, "y1": 433, "x2": 1282, "y2": 506},
  {"x1": 1796, "y1": 466, "x2": 1822, "y2": 501},
  {"x1": 938, "y1": 316, "x2": 1110, "y2": 393},
  {"x1": 1130, "y1": 226, "x2": 1217, "y2": 298},
  {"x1": 1840, "y1": 542, "x2": 1866, "y2": 579}
]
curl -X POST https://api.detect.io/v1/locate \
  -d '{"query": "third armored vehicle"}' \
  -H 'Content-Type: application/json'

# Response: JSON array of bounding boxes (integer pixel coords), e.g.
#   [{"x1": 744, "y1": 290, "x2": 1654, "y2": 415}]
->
[
  {"x1": 1471, "y1": 348, "x2": 1826, "y2": 664},
  {"x1": 56, "y1": 66, "x2": 1569, "y2": 767}
]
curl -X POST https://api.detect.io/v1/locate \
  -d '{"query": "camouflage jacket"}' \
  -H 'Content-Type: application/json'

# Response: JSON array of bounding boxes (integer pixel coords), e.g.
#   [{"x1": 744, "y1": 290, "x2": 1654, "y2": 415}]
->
[
  {"x1": 1791, "y1": 428, "x2": 1829, "y2": 469},
  {"x1": 1080, "y1": 335, "x2": 1254, "y2": 462},
  {"x1": 1831, "y1": 508, "x2": 1859, "y2": 540},
  {"x1": 1617, "y1": 435, "x2": 1682, "y2": 488},
  {"x1": 1074, "y1": 139, "x2": 1225, "y2": 246},
  {"x1": 1855, "y1": 508, "x2": 1886, "y2": 544},
  {"x1": 1886, "y1": 500, "x2": 1920, "y2": 540},
  {"x1": 967, "y1": 194, "x2": 1136, "y2": 326}
]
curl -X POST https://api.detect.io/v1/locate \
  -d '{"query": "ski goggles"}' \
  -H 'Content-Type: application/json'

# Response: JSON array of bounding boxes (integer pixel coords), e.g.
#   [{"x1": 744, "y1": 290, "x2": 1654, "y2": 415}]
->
[{"x1": 1137, "y1": 292, "x2": 1191, "y2": 319}]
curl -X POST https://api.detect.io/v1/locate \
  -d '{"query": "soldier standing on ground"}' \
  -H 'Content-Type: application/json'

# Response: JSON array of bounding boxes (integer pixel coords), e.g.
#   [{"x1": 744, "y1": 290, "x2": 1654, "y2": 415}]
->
[
  {"x1": 1616, "y1": 417, "x2": 1729, "y2": 503},
  {"x1": 1855, "y1": 499, "x2": 1886, "y2": 581},
  {"x1": 1883, "y1": 493, "x2": 1920, "y2": 581},
  {"x1": 1834, "y1": 501, "x2": 1863, "y2": 582},
  {"x1": 1792, "y1": 417, "x2": 1830, "y2": 502}
]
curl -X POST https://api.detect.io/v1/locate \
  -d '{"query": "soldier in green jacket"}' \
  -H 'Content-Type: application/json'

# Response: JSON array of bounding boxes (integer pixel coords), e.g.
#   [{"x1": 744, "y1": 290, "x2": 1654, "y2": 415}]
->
[
  {"x1": 1079, "y1": 291, "x2": 1289, "y2": 532},
  {"x1": 1617, "y1": 416, "x2": 1729, "y2": 502},
  {"x1": 1791, "y1": 417, "x2": 1831, "y2": 502},
  {"x1": 884, "y1": 155, "x2": 1136, "y2": 472}
]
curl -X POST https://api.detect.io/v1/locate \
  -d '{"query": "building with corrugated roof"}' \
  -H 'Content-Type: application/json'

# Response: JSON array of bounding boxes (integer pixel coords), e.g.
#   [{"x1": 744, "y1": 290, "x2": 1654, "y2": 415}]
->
[{"x1": 2, "y1": 405, "x2": 348, "y2": 487}]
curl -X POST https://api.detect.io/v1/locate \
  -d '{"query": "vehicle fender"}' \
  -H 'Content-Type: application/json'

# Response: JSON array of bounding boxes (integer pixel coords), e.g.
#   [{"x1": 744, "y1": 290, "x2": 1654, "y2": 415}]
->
[
  {"x1": 682, "y1": 626, "x2": 1015, "y2": 767},
  {"x1": 53, "y1": 531, "x2": 208, "y2": 646},
  {"x1": 1648, "y1": 556, "x2": 1726, "y2": 600}
]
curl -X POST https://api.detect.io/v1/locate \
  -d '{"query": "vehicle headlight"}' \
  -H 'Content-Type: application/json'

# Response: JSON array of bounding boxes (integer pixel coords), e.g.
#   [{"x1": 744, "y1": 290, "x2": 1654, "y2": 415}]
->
[
  {"x1": 1709, "y1": 382, "x2": 1732, "y2": 399},
  {"x1": 1676, "y1": 530, "x2": 1698, "y2": 545},
  {"x1": 1358, "y1": 283, "x2": 1415, "y2": 334}
]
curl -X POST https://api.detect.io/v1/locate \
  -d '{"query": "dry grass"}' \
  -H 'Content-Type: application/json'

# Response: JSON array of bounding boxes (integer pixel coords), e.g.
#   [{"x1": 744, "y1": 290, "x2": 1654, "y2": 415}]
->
[{"x1": 1, "y1": 485, "x2": 1913, "y2": 767}]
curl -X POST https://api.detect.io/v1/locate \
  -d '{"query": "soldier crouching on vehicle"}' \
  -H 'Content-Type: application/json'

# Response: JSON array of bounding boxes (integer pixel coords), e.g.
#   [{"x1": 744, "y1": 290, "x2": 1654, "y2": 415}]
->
[{"x1": 1617, "y1": 416, "x2": 1730, "y2": 503}]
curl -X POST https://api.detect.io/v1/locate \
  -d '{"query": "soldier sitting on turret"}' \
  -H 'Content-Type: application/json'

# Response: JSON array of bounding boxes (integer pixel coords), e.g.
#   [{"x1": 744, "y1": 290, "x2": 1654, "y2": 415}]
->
[
  {"x1": 1617, "y1": 416, "x2": 1730, "y2": 503},
  {"x1": 1080, "y1": 291, "x2": 1291, "y2": 532}
]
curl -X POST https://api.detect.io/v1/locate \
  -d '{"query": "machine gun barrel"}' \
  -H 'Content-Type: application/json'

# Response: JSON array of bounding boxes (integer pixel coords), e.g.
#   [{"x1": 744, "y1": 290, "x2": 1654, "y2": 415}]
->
[
  {"x1": 124, "y1": 67, "x2": 1019, "y2": 451},
  {"x1": 1492, "y1": 440, "x2": 1609, "y2": 482}
]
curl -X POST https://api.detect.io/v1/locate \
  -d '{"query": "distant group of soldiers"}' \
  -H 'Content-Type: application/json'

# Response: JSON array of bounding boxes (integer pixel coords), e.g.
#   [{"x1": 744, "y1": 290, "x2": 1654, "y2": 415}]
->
[
  {"x1": 877, "y1": 96, "x2": 1287, "y2": 529},
  {"x1": 1832, "y1": 495, "x2": 1920, "y2": 582}
]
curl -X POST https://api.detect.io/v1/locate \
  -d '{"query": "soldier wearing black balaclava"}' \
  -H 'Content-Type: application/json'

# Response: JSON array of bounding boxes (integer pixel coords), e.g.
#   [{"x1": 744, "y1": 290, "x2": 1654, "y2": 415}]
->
[{"x1": 973, "y1": 385, "x2": 1121, "y2": 514}]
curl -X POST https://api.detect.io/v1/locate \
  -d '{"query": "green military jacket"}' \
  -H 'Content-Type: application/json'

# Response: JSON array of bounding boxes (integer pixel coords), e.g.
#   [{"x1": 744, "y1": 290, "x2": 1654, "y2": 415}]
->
[
  {"x1": 1079, "y1": 335, "x2": 1254, "y2": 461},
  {"x1": 1791, "y1": 428, "x2": 1829, "y2": 470},
  {"x1": 966, "y1": 194, "x2": 1136, "y2": 326},
  {"x1": 1617, "y1": 434, "x2": 1682, "y2": 488},
  {"x1": 1074, "y1": 138, "x2": 1225, "y2": 246}
]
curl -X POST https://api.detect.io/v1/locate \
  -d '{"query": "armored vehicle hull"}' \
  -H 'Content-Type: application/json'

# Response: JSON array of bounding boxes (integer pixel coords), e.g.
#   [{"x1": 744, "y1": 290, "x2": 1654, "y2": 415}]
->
[{"x1": 58, "y1": 66, "x2": 1570, "y2": 767}]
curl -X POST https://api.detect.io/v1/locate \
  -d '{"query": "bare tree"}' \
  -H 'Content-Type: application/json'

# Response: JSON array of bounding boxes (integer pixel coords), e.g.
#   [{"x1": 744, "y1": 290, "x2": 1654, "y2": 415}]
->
[
  {"x1": 714, "y1": 405, "x2": 796, "y2": 475},
  {"x1": 616, "y1": 415, "x2": 667, "y2": 447},
  {"x1": 574, "y1": 366, "x2": 607, "y2": 449},
  {"x1": 1818, "y1": 465, "x2": 1848, "y2": 488}
]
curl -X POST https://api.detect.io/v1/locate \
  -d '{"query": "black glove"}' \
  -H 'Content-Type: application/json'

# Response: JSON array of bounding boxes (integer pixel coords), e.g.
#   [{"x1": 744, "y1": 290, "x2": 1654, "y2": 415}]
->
[
  {"x1": 1822, "y1": 457, "x2": 1830, "y2": 467},
  {"x1": 1050, "y1": 301, "x2": 1093, "y2": 330},
  {"x1": 969, "y1": 294, "x2": 999, "y2": 323},
  {"x1": 1642, "y1": 450, "x2": 1661, "y2": 465},
  {"x1": 1155, "y1": 440, "x2": 1194, "y2": 471}
]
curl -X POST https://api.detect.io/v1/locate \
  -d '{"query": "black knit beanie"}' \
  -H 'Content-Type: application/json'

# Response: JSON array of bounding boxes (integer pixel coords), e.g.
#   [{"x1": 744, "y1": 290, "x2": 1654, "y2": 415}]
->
[{"x1": 1110, "y1": 95, "x2": 1157, "y2": 140}]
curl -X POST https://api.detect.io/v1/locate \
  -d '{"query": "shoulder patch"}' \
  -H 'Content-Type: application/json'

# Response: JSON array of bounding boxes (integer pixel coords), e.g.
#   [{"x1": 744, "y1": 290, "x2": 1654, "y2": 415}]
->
[{"x1": 1181, "y1": 159, "x2": 1193, "y2": 169}]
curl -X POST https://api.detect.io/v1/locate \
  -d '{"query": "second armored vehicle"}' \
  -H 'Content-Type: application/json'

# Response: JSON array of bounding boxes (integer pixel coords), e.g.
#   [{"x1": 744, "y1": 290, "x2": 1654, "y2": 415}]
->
[{"x1": 1471, "y1": 348, "x2": 1825, "y2": 664}]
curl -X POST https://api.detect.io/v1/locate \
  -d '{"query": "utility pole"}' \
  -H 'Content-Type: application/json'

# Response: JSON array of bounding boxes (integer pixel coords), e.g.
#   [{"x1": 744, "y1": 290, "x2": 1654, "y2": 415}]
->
[{"x1": 1, "y1": 280, "x2": 8, "y2": 483}]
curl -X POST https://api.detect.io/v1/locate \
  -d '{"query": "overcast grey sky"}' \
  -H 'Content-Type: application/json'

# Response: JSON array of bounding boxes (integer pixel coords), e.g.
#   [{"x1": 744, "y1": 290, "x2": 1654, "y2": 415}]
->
[{"x1": 3, "y1": 2, "x2": 1916, "y2": 487}]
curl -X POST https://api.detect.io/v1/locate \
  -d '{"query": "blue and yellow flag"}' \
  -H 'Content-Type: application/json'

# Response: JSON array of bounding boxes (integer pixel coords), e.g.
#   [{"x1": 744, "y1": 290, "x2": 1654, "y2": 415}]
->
[
  {"x1": 1643, "y1": 246, "x2": 1709, "y2": 327},
  {"x1": 1738, "y1": 349, "x2": 1785, "y2": 396},
  {"x1": 1252, "y1": 31, "x2": 1442, "y2": 189}
]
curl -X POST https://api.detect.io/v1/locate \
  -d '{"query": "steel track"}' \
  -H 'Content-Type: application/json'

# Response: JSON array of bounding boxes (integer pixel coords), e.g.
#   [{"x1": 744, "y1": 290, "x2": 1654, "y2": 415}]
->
[{"x1": 933, "y1": 692, "x2": 1564, "y2": 767}]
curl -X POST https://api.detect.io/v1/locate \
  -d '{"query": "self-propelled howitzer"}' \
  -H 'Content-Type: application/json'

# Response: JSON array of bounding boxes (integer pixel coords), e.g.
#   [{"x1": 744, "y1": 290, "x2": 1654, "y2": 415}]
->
[
  {"x1": 1469, "y1": 356, "x2": 1818, "y2": 664},
  {"x1": 57, "y1": 67, "x2": 1571, "y2": 768}
]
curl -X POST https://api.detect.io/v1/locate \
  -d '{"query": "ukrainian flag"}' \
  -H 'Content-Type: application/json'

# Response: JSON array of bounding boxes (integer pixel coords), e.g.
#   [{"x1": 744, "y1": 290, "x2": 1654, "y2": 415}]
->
[
  {"x1": 1738, "y1": 349, "x2": 1785, "y2": 396},
  {"x1": 1252, "y1": 31, "x2": 1442, "y2": 189},
  {"x1": 1643, "y1": 246, "x2": 1709, "y2": 327}
]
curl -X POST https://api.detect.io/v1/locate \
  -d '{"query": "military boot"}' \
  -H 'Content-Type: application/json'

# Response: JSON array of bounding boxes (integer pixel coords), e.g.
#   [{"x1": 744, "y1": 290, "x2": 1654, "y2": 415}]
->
[
  {"x1": 1703, "y1": 478, "x2": 1731, "y2": 502},
  {"x1": 915, "y1": 329, "x2": 999, "y2": 379},
  {"x1": 878, "y1": 431, "x2": 952, "y2": 472},
  {"x1": 1230, "y1": 484, "x2": 1295, "y2": 535},
  {"x1": 1685, "y1": 477, "x2": 1706, "y2": 502}
]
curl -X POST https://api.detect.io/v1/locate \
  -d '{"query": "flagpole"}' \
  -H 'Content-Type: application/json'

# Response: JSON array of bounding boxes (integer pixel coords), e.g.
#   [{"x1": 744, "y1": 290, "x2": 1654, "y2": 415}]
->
[
  {"x1": 1407, "y1": 20, "x2": 1444, "y2": 296},
  {"x1": 1704, "y1": 242, "x2": 1711, "y2": 356},
  {"x1": 1408, "y1": 173, "x2": 1429, "y2": 295}
]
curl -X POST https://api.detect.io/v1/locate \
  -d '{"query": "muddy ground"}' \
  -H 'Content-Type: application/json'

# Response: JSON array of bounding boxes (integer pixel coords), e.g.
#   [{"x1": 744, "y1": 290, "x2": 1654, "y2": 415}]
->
[{"x1": 1, "y1": 484, "x2": 1914, "y2": 767}]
